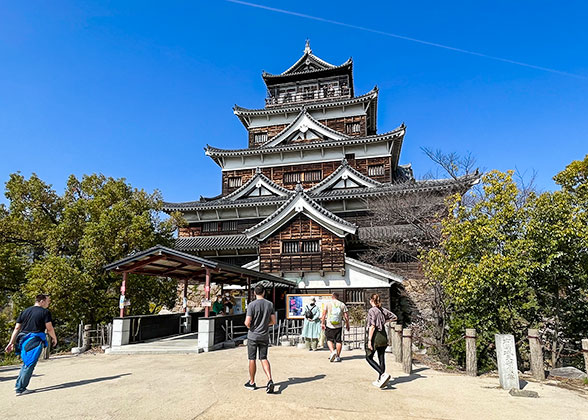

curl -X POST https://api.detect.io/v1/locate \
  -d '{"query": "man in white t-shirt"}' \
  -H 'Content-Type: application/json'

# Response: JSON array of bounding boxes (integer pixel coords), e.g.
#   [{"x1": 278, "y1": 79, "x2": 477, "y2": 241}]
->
[{"x1": 321, "y1": 292, "x2": 349, "y2": 362}]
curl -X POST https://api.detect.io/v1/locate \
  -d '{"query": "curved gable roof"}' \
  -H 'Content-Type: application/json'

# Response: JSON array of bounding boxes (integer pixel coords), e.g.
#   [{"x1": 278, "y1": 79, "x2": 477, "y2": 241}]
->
[
  {"x1": 222, "y1": 169, "x2": 291, "y2": 201},
  {"x1": 261, "y1": 109, "x2": 350, "y2": 148},
  {"x1": 244, "y1": 185, "x2": 357, "y2": 241},
  {"x1": 307, "y1": 159, "x2": 382, "y2": 195}
]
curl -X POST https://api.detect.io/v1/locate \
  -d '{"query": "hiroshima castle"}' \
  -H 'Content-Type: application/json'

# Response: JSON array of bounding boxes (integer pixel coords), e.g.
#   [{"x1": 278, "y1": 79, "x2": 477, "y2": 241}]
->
[{"x1": 163, "y1": 41, "x2": 476, "y2": 310}]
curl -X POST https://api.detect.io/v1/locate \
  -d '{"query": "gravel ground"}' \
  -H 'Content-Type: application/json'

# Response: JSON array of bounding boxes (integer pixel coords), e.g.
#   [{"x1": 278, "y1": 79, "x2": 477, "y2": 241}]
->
[{"x1": 1, "y1": 347, "x2": 587, "y2": 420}]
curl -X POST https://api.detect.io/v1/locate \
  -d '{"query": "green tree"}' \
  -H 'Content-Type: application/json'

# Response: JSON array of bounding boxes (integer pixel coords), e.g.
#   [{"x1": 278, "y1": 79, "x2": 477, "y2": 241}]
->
[
  {"x1": 423, "y1": 171, "x2": 537, "y2": 369},
  {"x1": 0, "y1": 172, "x2": 184, "y2": 352},
  {"x1": 526, "y1": 155, "x2": 588, "y2": 366}
]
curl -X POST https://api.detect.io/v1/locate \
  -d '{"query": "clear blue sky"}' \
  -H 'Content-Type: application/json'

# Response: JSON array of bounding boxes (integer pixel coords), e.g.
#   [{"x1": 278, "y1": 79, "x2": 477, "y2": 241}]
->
[{"x1": 1, "y1": 1, "x2": 587, "y2": 204}]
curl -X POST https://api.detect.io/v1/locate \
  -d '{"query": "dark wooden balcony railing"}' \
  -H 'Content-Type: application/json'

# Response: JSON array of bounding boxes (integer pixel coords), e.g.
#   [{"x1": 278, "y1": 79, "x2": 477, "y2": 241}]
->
[{"x1": 265, "y1": 86, "x2": 351, "y2": 107}]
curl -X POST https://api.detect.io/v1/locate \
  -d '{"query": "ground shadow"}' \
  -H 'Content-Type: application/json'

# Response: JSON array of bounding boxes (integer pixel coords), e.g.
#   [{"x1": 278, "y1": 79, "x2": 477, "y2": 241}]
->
[
  {"x1": 33, "y1": 373, "x2": 132, "y2": 394},
  {"x1": 340, "y1": 354, "x2": 366, "y2": 361},
  {"x1": 273, "y1": 374, "x2": 326, "y2": 394},
  {"x1": 0, "y1": 366, "x2": 21, "y2": 373},
  {"x1": 519, "y1": 379, "x2": 528, "y2": 389},
  {"x1": 0, "y1": 374, "x2": 43, "y2": 382},
  {"x1": 381, "y1": 372, "x2": 426, "y2": 390}
]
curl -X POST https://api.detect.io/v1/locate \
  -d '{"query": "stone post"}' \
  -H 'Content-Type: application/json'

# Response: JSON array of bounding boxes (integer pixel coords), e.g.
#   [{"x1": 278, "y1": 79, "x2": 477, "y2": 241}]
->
[
  {"x1": 465, "y1": 328, "x2": 477, "y2": 377},
  {"x1": 394, "y1": 324, "x2": 403, "y2": 363},
  {"x1": 402, "y1": 328, "x2": 412, "y2": 374},
  {"x1": 495, "y1": 334, "x2": 520, "y2": 390},
  {"x1": 582, "y1": 339, "x2": 588, "y2": 375},
  {"x1": 528, "y1": 329, "x2": 545, "y2": 380}
]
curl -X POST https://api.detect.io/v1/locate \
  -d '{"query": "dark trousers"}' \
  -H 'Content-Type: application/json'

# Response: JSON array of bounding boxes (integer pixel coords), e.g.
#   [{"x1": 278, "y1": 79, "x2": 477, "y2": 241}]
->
[{"x1": 366, "y1": 345, "x2": 386, "y2": 379}]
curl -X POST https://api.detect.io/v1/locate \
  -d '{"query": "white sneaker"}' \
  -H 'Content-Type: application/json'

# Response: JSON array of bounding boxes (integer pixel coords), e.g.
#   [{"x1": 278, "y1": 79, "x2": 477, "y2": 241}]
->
[
  {"x1": 334, "y1": 356, "x2": 341, "y2": 362},
  {"x1": 378, "y1": 373, "x2": 391, "y2": 388},
  {"x1": 372, "y1": 380, "x2": 380, "y2": 387},
  {"x1": 329, "y1": 352, "x2": 337, "y2": 362}
]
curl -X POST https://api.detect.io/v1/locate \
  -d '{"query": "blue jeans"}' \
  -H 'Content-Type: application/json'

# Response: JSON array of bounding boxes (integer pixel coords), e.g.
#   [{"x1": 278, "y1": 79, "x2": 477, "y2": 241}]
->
[{"x1": 15, "y1": 360, "x2": 38, "y2": 392}]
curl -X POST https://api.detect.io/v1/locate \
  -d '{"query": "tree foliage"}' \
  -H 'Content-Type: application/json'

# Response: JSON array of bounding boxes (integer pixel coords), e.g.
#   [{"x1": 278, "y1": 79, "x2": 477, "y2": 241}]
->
[
  {"x1": 423, "y1": 155, "x2": 588, "y2": 369},
  {"x1": 0, "y1": 173, "x2": 184, "y2": 352}
]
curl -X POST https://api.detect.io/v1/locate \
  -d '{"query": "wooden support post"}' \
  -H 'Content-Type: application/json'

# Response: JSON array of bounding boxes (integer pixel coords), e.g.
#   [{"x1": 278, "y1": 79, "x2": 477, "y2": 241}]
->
[
  {"x1": 272, "y1": 283, "x2": 276, "y2": 305},
  {"x1": 402, "y1": 328, "x2": 412, "y2": 374},
  {"x1": 83, "y1": 324, "x2": 92, "y2": 351},
  {"x1": 119, "y1": 272, "x2": 127, "y2": 318},
  {"x1": 394, "y1": 324, "x2": 403, "y2": 363},
  {"x1": 204, "y1": 268, "x2": 211, "y2": 318},
  {"x1": 465, "y1": 328, "x2": 477, "y2": 377},
  {"x1": 183, "y1": 278, "x2": 189, "y2": 315},
  {"x1": 582, "y1": 339, "x2": 588, "y2": 375},
  {"x1": 385, "y1": 322, "x2": 395, "y2": 353},
  {"x1": 247, "y1": 277, "x2": 251, "y2": 303},
  {"x1": 528, "y1": 329, "x2": 545, "y2": 380}
]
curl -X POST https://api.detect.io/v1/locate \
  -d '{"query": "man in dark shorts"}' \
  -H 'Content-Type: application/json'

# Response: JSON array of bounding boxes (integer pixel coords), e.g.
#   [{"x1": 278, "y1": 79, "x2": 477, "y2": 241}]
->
[
  {"x1": 5, "y1": 294, "x2": 58, "y2": 396},
  {"x1": 244, "y1": 284, "x2": 276, "y2": 393},
  {"x1": 321, "y1": 292, "x2": 349, "y2": 362}
]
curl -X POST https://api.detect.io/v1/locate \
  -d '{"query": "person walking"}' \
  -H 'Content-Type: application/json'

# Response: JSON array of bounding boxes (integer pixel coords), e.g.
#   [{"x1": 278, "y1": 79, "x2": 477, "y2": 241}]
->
[
  {"x1": 321, "y1": 292, "x2": 349, "y2": 362},
  {"x1": 301, "y1": 298, "x2": 320, "y2": 351},
  {"x1": 244, "y1": 284, "x2": 276, "y2": 393},
  {"x1": 4, "y1": 294, "x2": 58, "y2": 396},
  {"x1": 365, "y1": 293, "x2": 397, "y2": 388}
]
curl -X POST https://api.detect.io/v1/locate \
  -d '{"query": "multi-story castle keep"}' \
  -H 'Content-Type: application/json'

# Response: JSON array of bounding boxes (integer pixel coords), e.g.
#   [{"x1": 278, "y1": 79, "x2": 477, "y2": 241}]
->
[{"x1": 163, "y1": 42, "x2": 476, "y2": 311}]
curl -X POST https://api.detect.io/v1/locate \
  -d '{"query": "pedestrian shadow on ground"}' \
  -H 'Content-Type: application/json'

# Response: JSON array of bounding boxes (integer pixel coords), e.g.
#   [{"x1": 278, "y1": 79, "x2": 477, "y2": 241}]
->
[
  {"x1": 0, "y1": 366, "x2": 21, "y2": 373},
  {"x1": 380, "y1": 371, "x2": 426, "y2": 391},
  {"x1": 273, "y1": 374, "x2": 326, "y2": 394},
  {"x1": 340, "y1": 355, "x2": 365, "y2": 361},
  {"x1": 0, "y1": 374, "x2": 43, "y2": 382},
  {"x1": 32, "y1": 373, "x2": 132, "y2": 394}
]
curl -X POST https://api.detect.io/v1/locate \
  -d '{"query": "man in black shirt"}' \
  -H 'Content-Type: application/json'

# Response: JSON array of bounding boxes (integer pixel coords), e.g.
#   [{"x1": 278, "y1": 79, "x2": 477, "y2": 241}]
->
[{"x1": 5, "y1": 294, "x2": 57, "y2": 396}]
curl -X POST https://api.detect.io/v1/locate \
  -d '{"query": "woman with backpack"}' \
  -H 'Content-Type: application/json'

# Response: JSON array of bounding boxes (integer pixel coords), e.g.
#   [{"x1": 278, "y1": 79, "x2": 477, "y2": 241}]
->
[
  {"x1": 301, "y1": 298, "x2": 321, "y2": 351},
  {"x1": 365, "y1": 293, "x2": 397, "y2": 388}
]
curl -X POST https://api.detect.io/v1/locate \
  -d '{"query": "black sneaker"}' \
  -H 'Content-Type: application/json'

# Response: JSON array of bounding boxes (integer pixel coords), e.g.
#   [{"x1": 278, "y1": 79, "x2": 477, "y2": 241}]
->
[
  {"x1": 266, "y1": 380, "x2": 275, "y2": 394},
  {"x1": 244, "y1": 381, "x2": 256, "y2": 390}
]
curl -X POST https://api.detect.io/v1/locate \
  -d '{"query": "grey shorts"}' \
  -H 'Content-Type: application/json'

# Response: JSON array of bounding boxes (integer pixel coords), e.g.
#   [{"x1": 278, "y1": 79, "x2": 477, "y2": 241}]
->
[{"x1": 247, "y1": 338, "x2": 269, "y2": 360}]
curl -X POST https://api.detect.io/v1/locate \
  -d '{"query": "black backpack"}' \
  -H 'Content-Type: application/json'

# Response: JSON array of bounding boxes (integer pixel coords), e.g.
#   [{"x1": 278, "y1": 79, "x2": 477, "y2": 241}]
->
[{"x1": 304, "y1": 305, "x2": 314, "y2": 320}]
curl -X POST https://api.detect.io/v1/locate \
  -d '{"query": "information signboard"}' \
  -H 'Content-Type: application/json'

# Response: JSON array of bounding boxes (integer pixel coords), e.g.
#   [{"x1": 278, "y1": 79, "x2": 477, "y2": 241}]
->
[{"x1": 286, "y1": 294, "x2": 332, "y2": 319}]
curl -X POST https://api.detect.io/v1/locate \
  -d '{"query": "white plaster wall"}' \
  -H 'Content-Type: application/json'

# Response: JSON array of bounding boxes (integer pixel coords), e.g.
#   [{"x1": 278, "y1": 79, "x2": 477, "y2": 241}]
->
[
  {"x1": 221, "y1": 142, "x2": 391, "y2": 171},
  {"x1": 285, "y1": 263, "x2": 393, "y2": 289},
  {"x1": 246, "y1": 103, "x2": 366, "y2": 128}
]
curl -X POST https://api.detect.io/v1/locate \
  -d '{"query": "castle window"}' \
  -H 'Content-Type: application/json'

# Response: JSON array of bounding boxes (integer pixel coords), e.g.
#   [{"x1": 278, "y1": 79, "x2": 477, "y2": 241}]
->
[
  {"x1": 228, "y1": 177, "x2": 242, "y2": 188},
  {"x1": 202, "y1": 222, "x2": 218, "y2": 233},
  {"x1": 284, "y1": 172, "x2": 302, "y2": 184},
  {"x1": 284, "y1": 170, "x2": 322, "y2": 184},
  {"x1": 344, "y1": 153, "x2": 355, "y2": 161},
  {"x1": 368, "y1": 164, "x2": 385, "y2": 177},
  {"x1": 301, "y1": 240, "x2": 320, "y2": 253},
  {"x1": 282, "y1": 241, "x2": 299, "y2": 254},
  {"x1": 254, "y1": 133, "x2": 268, "y2": 144},
  {"x1": 303, "y1": 170, "x2": 322, "y2": 182},
  {"x1": 221, "y1": 220, "x2": 238, "y2": 231},
  {"x1": 282, "y1": 240, "x2": 321, "y2": 254},
  {"x1": 346, "y1": 122, "x2": 361, "y2": 134}
]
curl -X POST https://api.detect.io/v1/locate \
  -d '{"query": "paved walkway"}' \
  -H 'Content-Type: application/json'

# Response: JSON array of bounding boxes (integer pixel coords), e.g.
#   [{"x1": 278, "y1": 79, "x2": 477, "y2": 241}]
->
[
  {"x1": 106, "y1": 333, "x2": 199, "y2": 354},
  {"x1": 1, "y1": 347, "x2": 587, "y2": 420}
]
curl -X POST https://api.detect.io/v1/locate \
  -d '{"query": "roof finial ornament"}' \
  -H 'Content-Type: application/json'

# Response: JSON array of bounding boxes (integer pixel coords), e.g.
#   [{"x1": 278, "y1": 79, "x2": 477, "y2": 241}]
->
[
  {"x1": 304, "y1": 39, "x2": 312, "y2": 54},
  {"x1": 295, "y1": 182, "x2": 304, "y2": 192},
  {"x1": 255, "y1": 167, "x2": 262, "y2": 174}
]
